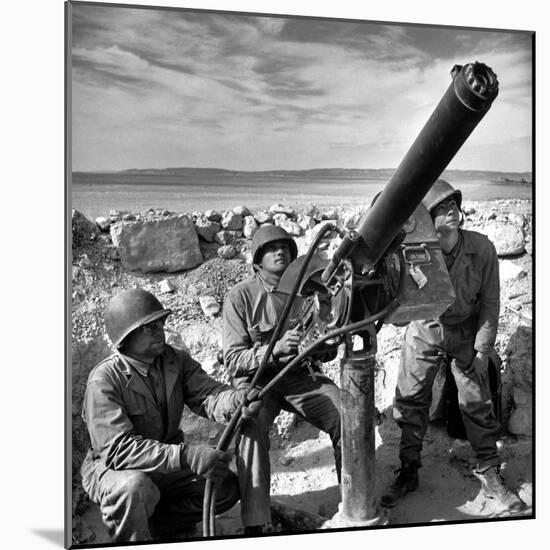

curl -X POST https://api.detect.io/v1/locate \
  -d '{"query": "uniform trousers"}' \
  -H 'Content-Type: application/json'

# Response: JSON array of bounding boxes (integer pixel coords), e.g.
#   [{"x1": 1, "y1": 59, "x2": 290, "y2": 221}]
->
[
  {"x1": 394, "y1": 319, "x2": 501, "y2": 471},
  {"x1": 235, "y1": 371, "x2": 341, "y2": 526},
  {"x1": 81, "y1": 454, "x2": 240, "y2": 542}
]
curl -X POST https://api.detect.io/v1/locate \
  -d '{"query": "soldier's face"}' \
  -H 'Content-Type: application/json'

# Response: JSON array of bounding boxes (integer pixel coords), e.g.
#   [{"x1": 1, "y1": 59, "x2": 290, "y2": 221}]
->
[
  {"x1": 432, "y1": 199, "x2": 460, "y2": 234},
  {"x1": 124, "y1": 318, "x2": 167, "y2": 360},
  {"x1": 259, "y1": 240, "x2": 292, "y2": 275}
]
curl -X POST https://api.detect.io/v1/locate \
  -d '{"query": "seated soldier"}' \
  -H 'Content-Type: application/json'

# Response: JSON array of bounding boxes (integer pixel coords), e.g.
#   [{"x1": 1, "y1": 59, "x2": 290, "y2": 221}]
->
[
  {"x1": 81, "y1": 288, "x2": 260, "y2": 542},
  {"x1": 222, "y1": 225, "x2": 342, "y2": 534}
]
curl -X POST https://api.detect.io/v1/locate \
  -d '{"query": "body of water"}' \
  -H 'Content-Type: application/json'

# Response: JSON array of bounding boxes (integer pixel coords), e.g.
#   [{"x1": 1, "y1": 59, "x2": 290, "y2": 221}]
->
[{"x1": 71, "y1": 172, "x2": 532, "y2": 220}]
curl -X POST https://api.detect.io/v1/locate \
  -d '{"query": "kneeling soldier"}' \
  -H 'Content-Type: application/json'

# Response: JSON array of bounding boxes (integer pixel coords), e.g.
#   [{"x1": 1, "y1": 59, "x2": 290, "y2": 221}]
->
[{"x1": 81, "y1": 288, "x2": 260, "y2": 542}]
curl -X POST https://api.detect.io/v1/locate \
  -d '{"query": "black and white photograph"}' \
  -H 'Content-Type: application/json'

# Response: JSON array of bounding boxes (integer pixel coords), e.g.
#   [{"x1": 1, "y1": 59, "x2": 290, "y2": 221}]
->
[{"x1": 64, "y1": 0, "x2": 536, "y2": 548}]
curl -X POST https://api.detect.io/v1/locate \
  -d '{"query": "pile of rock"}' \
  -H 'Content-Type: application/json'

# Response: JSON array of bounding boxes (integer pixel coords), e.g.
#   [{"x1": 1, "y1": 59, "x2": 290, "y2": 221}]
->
[
  {"x1": 77, "y1": 202, "x2": 368, "y2": 274},
  {"x1": 73, "y1": 199, "x2": 533, "y2": 276}
]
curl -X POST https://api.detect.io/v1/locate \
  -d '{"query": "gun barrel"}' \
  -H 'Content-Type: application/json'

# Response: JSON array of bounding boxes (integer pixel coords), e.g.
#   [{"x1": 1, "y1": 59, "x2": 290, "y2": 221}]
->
[{"x1": 322, "y1": 62, "x2": 499, "y2": 283}]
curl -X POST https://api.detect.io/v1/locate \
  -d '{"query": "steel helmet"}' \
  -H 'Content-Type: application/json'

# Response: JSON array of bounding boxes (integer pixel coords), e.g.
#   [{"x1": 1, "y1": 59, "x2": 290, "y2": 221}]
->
[
  {"x1": 251, "y1": 224, "x2": 298, "y2": 266},
  {"x1": 422, "y1": 179, "x2": 462, "y2": 214},
  {"x1": 104, "y1": 288, "x2": 171, "y2": 348}
]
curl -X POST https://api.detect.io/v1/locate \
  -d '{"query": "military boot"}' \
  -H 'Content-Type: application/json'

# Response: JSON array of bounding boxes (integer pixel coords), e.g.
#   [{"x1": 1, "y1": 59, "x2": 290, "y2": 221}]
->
[
  {"x1": 474, "y1": 466, "x2": 526, "y2": 513},
  {"x1": 380, "y1": 463, "x2": 419, "y2": 508}
]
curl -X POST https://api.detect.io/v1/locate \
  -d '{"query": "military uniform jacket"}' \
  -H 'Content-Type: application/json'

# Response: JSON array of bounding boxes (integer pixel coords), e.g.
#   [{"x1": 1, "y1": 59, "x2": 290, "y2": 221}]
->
[
  {"x1": 82, "y1": 345, "x2": 241, "y2": 481},
  {"x1": 223, "y1": 271, "x2": 306, "y2": 382},
  {"x1": 439, "y1": 229, "x2": 500, "y2": 354}
]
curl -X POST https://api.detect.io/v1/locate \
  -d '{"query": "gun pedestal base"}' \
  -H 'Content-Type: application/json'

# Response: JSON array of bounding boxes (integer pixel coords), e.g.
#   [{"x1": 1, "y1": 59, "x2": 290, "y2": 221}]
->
[
  {"x1": 338, "y1": 333, "x2": 382, "y2": 528},
  {"x1": 321, "y1": 503, "x2": 389, "y2": 528}
]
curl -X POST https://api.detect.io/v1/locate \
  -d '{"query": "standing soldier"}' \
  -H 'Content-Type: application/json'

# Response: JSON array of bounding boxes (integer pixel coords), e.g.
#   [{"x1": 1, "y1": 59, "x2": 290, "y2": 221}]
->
[
  {"x1": 81, "y1": 288, "x2": 260, "y2": 542},
  {"x1": 222, "y1": 225, "x2": 342, "y2": 534},
  {"x1": 380, "y1": 180, "x2": 525, "y2": 513}
]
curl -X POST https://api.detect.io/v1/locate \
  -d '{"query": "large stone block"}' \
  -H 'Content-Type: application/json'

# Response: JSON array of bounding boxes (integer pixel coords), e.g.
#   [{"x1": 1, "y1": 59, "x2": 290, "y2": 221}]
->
[
  {"x1": 110, "y1": 215, "x2": 203, "y2": 273},
  {"x1": 484, "y1": 221, "x2": 525, "y2": 256}
]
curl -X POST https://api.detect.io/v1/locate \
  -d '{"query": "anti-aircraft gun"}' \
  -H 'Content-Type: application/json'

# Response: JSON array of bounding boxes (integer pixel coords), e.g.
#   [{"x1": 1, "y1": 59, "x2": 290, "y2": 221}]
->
[{"x1": 202, "y1": 61, "x2": 499, "y2": 534}]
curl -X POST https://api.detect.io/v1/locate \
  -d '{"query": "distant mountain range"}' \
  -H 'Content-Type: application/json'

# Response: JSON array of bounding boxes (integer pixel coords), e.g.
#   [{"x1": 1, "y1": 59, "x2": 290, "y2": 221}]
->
[{"x1": 74, "y1": 166, "x2": 532, "y2": 184}]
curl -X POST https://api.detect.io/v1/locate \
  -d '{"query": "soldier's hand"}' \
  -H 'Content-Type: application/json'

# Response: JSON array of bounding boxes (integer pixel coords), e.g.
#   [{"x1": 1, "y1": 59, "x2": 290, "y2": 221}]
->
[
  {"x1": 241, "y1": 387, "x2": 262, "y2": 419},
  {"x1": 273, "y1": 327, "x2": 301, "y2": 358},
  {"x1": 183, "y1": 445, "x2": 231, "y2": 484}
]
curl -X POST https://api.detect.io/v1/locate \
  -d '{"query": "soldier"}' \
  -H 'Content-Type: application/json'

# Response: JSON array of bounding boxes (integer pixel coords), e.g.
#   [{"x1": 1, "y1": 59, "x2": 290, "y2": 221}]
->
[
  {"x1": 222, "y1": 225, "x2": 342, "y2": 534},
  {"x1": 81, "y1": 288, "x2": 260, "y2": 542},
  {"x1": 380, "y1": 180, "x2": 525, "y2": 512}
]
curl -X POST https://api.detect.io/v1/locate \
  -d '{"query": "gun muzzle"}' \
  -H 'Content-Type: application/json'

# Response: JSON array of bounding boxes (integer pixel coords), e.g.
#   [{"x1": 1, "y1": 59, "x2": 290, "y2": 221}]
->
[{"x1": 322, "y1": 62, "x2": 499, "y2": 283}]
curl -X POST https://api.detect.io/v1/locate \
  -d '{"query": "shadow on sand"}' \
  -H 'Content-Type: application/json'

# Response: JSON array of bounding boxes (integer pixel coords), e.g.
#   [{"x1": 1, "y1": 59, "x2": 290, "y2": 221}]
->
[{"x1": 375, "y1": 403, "x2": 533, "y2": 526}]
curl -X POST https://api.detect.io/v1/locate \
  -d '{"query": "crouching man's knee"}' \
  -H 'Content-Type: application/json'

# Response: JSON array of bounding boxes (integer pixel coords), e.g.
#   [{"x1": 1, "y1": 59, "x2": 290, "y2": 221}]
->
[
  {"x1": 97, "y1": 470, "x2": 161, "y2": 542},
  {"x1": 123, "y1": 471, "x2": 161, "y2": 514}
]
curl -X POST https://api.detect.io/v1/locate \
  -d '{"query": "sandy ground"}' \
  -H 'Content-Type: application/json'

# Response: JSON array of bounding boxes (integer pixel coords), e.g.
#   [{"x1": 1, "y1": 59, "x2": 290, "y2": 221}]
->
[{"x1": 80, "y1": 412, "x2": 532, "y2": 544}]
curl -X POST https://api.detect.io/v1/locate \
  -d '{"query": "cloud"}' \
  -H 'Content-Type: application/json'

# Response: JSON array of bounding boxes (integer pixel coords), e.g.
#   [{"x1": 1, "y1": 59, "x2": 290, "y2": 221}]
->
[{"x1": 70, "y1": 4, "x2": 532, "y2": 172}]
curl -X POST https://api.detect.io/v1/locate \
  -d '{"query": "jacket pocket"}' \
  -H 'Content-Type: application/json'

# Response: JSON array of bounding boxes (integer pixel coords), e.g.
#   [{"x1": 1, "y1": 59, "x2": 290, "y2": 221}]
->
[
  {"x1": 125, "y1": 399, "x2": 161, "y2": 438},
  {"x1": 124, "y1": 390, "x2": 149, "y2": 415}
]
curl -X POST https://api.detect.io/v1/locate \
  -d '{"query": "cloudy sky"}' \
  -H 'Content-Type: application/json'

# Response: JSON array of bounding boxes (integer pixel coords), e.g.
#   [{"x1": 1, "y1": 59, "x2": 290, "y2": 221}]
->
[{"x1": 70, "y1": 3, "x2": 532, "y2": 173}]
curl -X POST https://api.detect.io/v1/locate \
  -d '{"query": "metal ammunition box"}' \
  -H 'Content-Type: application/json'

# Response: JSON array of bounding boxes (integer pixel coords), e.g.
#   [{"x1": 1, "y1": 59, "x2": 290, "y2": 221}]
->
[{"x1": 384, "y1": 203, "x2": 455, "y2": 324}]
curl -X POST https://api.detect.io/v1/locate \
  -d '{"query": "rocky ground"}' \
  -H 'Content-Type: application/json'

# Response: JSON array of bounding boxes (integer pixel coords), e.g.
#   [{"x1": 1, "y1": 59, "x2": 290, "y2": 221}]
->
[{"x1": 70, "y1": 199, "x2": 533, "y2": 546}]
